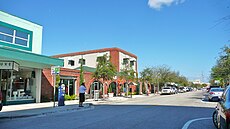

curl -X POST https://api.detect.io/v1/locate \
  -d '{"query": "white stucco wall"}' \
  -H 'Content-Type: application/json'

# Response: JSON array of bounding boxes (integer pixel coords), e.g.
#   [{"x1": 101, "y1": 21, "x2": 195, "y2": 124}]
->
[
  {"x1": 119, "y1": 52, "x2": 137, "y2": 72},
  {"x1": 0, "y1": 11, "x2": 43, "y2": 54},
  {"x1": 62, "y1": 51, "x2": 110, "y2": 69}
]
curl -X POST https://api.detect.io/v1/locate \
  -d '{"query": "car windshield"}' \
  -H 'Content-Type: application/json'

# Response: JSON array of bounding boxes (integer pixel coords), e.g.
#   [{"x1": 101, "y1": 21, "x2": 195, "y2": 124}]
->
[{"x1": 210, "y1": 88, "x2": 224, "y2": 92}]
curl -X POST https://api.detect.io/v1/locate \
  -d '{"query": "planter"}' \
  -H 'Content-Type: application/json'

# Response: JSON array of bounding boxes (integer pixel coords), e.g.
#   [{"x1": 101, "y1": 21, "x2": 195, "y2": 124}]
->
[{"x1": 108, "y1": 93, "x2": 114, "y2": 98}]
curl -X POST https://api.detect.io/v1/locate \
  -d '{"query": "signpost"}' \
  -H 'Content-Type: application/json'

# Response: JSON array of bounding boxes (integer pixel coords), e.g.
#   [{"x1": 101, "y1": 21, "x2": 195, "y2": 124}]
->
[{"x1": 51, "y1": 66, "x2": 60, "y2": 107}]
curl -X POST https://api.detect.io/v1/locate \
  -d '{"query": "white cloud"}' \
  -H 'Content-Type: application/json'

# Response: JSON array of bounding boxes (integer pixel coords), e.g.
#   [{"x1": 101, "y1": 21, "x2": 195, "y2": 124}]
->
[{"x1": 148, "y1": 0, "x2": 185, "y2": 10}]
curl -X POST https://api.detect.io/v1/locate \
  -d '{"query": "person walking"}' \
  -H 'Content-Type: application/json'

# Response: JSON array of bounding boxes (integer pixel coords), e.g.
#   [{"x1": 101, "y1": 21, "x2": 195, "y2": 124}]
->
[{"x1": 79, "y1": 82, "x2": 87, "y2": 107}]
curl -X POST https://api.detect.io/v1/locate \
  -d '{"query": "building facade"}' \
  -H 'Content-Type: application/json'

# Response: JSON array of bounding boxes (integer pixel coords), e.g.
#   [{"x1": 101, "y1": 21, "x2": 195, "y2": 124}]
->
[
  {"x1": 0, "y1": 11, "x2": 63, "y2": 105},
  {"x1": 53, "y1": 47, "x2": 137, "y2": 74},
  {"x1": 49, "y1": 48, "x2": 138, "y2": 98}
]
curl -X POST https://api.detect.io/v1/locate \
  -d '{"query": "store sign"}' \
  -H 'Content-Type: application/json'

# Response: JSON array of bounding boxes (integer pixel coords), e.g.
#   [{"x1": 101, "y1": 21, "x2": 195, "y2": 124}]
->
[
  {"x1": 51, "y1": 66, "x2": 60, "y2": 75},
  {"x1": 0, "y1": 61, "x2": 19, "y2": 71}
]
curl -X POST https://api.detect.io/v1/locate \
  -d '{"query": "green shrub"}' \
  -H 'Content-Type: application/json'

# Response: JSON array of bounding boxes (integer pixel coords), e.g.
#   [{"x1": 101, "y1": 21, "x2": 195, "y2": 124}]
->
[
  {"x1": 128, "y1": 92, "x2": 137, "y2": 95},
  {"x1": 65, "y1": 94, "x2": 77, "y2": 100},
  {"x1": 70, "y1": 95, "x2": 76, "y2": 100},
  {"x1": 64, "y1": 95, "x2": 71, "y2": 100}
]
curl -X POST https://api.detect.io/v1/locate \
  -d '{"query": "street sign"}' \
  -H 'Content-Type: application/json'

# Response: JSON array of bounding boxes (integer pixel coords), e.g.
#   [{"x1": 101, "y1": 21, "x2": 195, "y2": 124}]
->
[{"x1": 51, "y1": 66, "x2": 60, "y2": 75}]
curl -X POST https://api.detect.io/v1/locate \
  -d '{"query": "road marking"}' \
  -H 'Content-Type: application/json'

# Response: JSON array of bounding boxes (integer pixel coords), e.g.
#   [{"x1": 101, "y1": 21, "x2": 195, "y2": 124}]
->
[{"x1": 182, "y1": 117, "x2": 212, "y2": 129}]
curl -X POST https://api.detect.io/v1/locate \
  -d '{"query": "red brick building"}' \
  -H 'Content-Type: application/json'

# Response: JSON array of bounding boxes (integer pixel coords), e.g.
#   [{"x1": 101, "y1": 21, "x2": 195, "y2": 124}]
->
[{"x1": 42, "y1": 47, "x2": 139, "y2": 101}]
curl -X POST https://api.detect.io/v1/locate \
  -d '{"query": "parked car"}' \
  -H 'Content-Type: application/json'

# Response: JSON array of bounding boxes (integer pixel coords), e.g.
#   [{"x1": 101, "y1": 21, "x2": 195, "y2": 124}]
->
[
  {"x1": 208, "y1": 88, "x2": 224, "y2": 101},
  {"x1": 171, "y1": 87, "x2": 178, "y2": 94},
  {"x1": 161, "y1": 87, "x2": 172, "y2": 95},
  {"x1": 178, "y1": 87, "x2": 185, "y2": 93},
  {"x1": 0, "y1": 90, "x2": 3, "y2": 111},
  {"x1": 207, "y1": 86, "x2": 221, "y2": 93},
  {"x1": 213, "y1": 86, "x2": 230, "y2": 129},
  {"x1": 183, "y1": 87, "x2": 189, "y2": 92}
]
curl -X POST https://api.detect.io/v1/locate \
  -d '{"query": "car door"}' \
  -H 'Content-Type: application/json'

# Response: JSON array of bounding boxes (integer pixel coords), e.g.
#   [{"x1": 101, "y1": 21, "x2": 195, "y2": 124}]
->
[{"x1": 219, "y1": 87, "x2": 230, "y2": 128}]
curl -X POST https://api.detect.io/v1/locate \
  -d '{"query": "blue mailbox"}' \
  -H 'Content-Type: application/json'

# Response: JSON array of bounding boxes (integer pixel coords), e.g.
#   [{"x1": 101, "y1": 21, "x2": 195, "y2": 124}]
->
[{"x1": 58, "y1": 84, "x2": 65, "y2": 106}]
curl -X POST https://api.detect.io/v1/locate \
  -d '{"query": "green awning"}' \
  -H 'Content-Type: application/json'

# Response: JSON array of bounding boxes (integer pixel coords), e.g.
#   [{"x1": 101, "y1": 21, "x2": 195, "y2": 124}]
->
[
  {"x1": 75, "y1": 66, "x2": 96, "y2": 73},
  {"x1": 0, "y1": 46, "x2": 63, "y2": 69}
]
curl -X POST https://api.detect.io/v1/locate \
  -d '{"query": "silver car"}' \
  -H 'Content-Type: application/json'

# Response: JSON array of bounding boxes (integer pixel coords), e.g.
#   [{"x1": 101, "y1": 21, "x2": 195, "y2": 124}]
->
[{"x1": 208, "y1": 88, "x2": 224, "y2": 101}]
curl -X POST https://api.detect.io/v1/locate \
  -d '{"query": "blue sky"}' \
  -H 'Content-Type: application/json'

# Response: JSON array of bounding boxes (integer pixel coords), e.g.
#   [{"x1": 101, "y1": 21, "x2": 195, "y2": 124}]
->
[{"x1": 0, "y1": 0, "x2": 229, "y2": 82}]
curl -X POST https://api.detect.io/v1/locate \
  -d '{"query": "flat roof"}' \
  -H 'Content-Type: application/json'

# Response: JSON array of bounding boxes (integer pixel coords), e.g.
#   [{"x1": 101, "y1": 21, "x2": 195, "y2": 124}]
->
[{"x1": 52, "y1": 47, "x2": 137, "y2": 59}]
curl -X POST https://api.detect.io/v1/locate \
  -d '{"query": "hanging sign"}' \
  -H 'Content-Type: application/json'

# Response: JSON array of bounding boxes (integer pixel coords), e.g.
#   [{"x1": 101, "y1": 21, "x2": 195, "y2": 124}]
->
[{"x1": 0, "y1": 61, "x2": 19, "y2": 71}]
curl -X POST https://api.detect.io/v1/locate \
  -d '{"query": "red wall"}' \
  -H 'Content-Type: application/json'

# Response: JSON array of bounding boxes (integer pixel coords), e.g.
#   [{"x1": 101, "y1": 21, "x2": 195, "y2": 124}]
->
[{"x1": 41, "y1": 68, "x2": 93, "y2": 102}]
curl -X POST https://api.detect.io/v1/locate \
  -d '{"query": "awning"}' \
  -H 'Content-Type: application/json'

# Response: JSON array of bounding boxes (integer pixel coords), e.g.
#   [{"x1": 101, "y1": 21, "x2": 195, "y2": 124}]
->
[
  {"x1": 75, "y1": 66, "x2": 96, "y2": 73},
  {"x1": 0, "y1": 46, "x2": 63, "y2": 69}
]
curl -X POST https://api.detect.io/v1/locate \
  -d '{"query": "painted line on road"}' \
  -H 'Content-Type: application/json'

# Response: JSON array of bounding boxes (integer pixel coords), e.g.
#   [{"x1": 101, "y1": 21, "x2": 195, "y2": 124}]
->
[{"x1": 182, "y1": 117, "x2": 212, "y2": 129}]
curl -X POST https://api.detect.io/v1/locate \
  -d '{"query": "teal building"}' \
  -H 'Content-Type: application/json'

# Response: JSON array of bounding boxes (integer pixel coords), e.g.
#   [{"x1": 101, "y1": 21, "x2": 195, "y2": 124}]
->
[{"x1": 0, "y1": 11, "x2": 63, "y2": 105}]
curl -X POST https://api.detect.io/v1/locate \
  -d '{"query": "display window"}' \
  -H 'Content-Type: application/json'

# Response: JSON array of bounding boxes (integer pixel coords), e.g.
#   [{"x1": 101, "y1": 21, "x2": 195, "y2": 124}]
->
[{"x1": 0, "y1": 68, "x2": 36, "y2": 103}]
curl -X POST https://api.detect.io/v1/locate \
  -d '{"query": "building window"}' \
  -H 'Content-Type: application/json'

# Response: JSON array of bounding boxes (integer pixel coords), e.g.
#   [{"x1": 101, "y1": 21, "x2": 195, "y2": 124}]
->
[
  {"x1": 97, "y1": 56, "x2": 104, "y2": 62},
  {"x1": 0, "y1": 21, "x2": 33, "y2": 51},
  {"x1": 123, "y1": 58, "x2": 129, "y2": 65},
  {"x1": 68, "y1": 60, "x2": 75, "y2": 66},
  {"x1": 130, "y1": 60, "x2": 135, "y2": 67},
  {"x1": 78, "y1": 59, "x2": 85, "y2": 65}
]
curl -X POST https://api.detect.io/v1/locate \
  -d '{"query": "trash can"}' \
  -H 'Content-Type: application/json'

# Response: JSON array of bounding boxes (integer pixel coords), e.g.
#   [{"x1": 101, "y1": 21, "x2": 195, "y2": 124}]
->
[
  {"x1": 94, "y1": 90, "x2": 99, "y2": 101},
  {"x1": 58, "y1": 84, "x2": 65, "y2": 106}
]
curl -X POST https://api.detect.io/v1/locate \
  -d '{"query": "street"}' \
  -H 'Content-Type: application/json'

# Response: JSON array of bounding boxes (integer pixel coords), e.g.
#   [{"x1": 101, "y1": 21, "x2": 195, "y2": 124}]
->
[{"x1": 0, "y1": 90, "x2": 217, "y2": 129}]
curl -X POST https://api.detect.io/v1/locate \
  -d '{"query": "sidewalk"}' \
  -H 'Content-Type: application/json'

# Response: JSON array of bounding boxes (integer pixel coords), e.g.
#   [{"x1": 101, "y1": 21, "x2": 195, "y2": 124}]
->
[{"x1": 0, "y1": 94, "x2": 156, "y2": 119}]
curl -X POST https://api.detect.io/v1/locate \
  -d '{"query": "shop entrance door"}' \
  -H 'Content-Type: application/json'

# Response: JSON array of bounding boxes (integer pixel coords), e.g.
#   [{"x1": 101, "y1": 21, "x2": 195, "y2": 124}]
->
[{"x1": 61, "y1": 79, "x2": 75, "y2": 96}]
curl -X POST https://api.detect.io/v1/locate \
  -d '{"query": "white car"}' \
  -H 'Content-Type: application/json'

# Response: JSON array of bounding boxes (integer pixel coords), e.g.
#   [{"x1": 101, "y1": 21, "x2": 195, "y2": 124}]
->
[
  {"x1": 161, "y1": 87, "x2": 172, "y2": 95},
  {"x1": 208, "y1": 88, "x2": 224, "y2": 101},
  {"x1": 183, "y1": 87, "x2": 189, "y2": 92}
]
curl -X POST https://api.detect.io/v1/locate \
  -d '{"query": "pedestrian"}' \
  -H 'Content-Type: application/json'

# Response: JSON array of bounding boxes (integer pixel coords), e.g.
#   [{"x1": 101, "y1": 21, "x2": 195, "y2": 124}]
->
[{"x1": 79, "y1": 82, "x2": 87, "y2": 107}]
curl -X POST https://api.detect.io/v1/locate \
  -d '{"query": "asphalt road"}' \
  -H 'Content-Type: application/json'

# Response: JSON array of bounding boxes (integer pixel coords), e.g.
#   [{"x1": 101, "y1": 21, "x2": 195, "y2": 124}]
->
[{"x1": 0, "y1": 90, "x2": 217, "y2": 129}]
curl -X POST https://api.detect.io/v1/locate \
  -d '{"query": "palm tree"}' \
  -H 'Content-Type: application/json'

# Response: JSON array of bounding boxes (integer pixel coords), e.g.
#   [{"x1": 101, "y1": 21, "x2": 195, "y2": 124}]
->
[
  {"x1": 92, "y1": 54, "x2": 117, "y2": 99},
  {"x1": 118, "y1": 62, "x2": 136, "y2": 96},
  {"x1": 79, "y1": 57, "x2": 84, "y2": 84}
]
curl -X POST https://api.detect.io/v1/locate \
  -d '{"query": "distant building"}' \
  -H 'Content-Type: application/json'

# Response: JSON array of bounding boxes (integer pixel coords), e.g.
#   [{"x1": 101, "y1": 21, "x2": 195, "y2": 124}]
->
[{"x1": 193, "y1": 80, "x2": 202, "y2": 85}]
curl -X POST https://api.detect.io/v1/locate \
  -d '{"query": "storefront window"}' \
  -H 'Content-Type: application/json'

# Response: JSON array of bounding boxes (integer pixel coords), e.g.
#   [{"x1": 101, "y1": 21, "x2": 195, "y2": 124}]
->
[
  {"x1": 1, "y1": 68, "x2": 36, "y2": 102},
  {"x1": 60, "y1": 79, "x2": 75, "y2": 96}
]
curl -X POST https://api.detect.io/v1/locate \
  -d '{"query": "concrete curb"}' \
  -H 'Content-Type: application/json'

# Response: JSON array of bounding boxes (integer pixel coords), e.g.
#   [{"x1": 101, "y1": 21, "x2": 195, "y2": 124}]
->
[
  {"x1": 0, "y1": 103, "x2": 94, "y2": 120},
  {"x1": 0, "y1": 94, "x2": 155, "y2": 120}
]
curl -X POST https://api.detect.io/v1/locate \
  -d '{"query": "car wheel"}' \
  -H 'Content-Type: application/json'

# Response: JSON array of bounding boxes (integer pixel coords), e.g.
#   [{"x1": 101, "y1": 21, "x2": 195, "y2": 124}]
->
[{"x1": 212, "y1": 110, "x2": 219, "y2": 129}]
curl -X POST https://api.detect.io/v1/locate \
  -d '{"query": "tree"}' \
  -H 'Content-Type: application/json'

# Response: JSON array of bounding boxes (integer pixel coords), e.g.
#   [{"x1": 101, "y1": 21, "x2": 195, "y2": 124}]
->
[
  {"x1": 118, "y1": 60, "x2": 137, "y2": 96},
  {"x1": 211, "y1": 45, "x2": 230, "y2": 86},
  {"x1": 140, "y1": 67, "x2": 154, "y2": 94},
  {"x1": 92, "y1": 54, "x2": 117, "y2": 98},
  {"x1": 79, "y1": 58, "x2": 84, "y2": 84},
  {"x1": 139, "y1": 65, "x2": 189, "y2": 93}
]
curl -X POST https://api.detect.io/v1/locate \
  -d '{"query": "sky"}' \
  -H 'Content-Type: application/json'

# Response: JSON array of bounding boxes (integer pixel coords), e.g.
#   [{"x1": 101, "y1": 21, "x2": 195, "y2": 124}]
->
[{"x1": 0, "y1": 0, "x2": 229, "y2": 82}]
